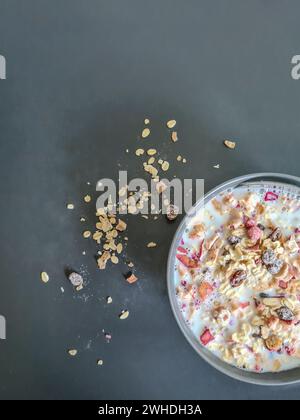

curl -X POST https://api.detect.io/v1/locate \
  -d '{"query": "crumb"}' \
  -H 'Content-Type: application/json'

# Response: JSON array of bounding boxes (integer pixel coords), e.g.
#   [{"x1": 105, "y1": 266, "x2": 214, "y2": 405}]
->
[
  {"x1": 40, "y1": 271, "x2": 49, "y2": 283},
  {"x1": 224, "y1": 139, "x2": 236, "y2": 149},
  {"x1": 97, "y1": 359, "x2": 104, "y2": 366},
  {"x1": 84, "y1": 195, "x2": 92, "y2": 203},
  {"x1": 119, "y1": 310, "x2": 129, "y2": 320},
  {"x1": 107, "y1": 296, "x2": 112, "y2": 304},
  {"x1": 135, "y1": 148, "x2": 144, "y2": 156},
  {"x1": 68, "y1": 349, "x2": 77, "y2": 357},
  {"x1": 142, "y1": 128, "x2": 150, "y2": 138},
  {"x1": 167, "y1": 120, "x2": 176, "y2": 129},
  {"x1": 144, "y1": 118, "x2": 150, "y2": 124},
  {"x1": 147, "y1": 242, "x2": 157, "y2": 248},
  {"x1": 67, "y1": 203, "x2": 74, "y2": 210},
  {"x1": 213, "y1": 164, "x2": 220, "y2": 169}
]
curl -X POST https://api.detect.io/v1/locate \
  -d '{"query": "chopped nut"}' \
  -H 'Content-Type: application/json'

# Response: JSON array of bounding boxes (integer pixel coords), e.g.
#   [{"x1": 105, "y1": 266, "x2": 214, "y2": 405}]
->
[
  {"x1": 147, "y1": 242, "x2": 157, "y2": 248},
  {"x1": 161, "y1": 161, "x2": 170, "y2": 171},
  {"x1": 135, "y1": 148, "x2": 144, "y2": 156},
  {"x1": 116, "y1": 219, "x2": 127, "y2": 231},
  {"x1": 171, "y1": 131, "x2": 178, "y2": 142},
  {"x1": 119, "y1": 310, "x2": 129, "y2": 320},
  {"x1": 142, "y1": 128, "x2": 150, "y2": 138},
  {"x1": 76, "y1": 284, "x2": 83, "y2": 291},
  {"x1": 67, "y1": 203, "x2": 74, "y2": 210},
  {"x1": 84, "y1": 195, "x2": 92, "y2": 203},
  {"x1": 127, "y1": 262, "x2": 134, "y2": 268},
  {"x1": 147, "y1": 148, "x2": 157, "y2": 156},
  {"x1": 224, "y1": 140, "x2": 236, "y2": 149},
  {"x1": 167, "y1": 119, "x2": 176, "y2": 129},
  {"x1": 213, "y1": 164, "x2": 220, "y2": 169},
  {"x1": 97, "y1": 251, "x2": 111, "y2": 269},
  {"x1": 83, "y1": 230, "x2": 91, "y2": 238},
  {"x1": 40, "y1": 271, "x2": 49, "y2": 283},
  {"x1": 68, "y1": 349, "x2": 77, "y2": 357}
]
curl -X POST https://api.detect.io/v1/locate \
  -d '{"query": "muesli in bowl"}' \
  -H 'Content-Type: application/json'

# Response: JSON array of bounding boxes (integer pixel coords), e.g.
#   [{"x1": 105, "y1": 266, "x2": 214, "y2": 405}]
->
[{"x1": 170, "y1": 174, "x2": 300, "y2": 376}]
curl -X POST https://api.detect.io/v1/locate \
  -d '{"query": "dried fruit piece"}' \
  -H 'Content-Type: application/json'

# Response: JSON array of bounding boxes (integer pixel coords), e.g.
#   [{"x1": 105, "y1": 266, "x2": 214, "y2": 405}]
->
[
  {"x1": 167, "y1": 119, "x2": 176, "y2": 128},
  {"x1": 68, "y1": 272, "x2": 83, "y2": 287},
  {"x1": 245, "y1": 218, "x2": 256, "y2": 228},
  {"x1": 142, "y1": 128, "x2": 150, "y2": 138},
  {"x1": 126, "y1": 272, "x2": 138, "y2": 284},
  {"x1": 68, "y1": 349, "x2": 78, "y2": 357},
  {"x1": 224, "y1": 140, "x2": 236, "y2": 149},
  {"x1": 230, "y1": 270, "x2": 247, "y2": 288},
  {"x1": 200, "y1": 328, "x2": 214, "y2": 346},
  {"x1": 269, "y1": 227, "x2": 282, "y2": 242},
  {"x1": 265, "y1": 335, "x2": 282, "y2": 352},
  {"x1": 262, "y1": 250, "x2": 276, "y2": 265},
  {"x1": 247, "y1": 226, "x2": 262, "y2": 241},
  {"x1": 166, "y1": 204, "x2": 179, "y2": 221},
  {"x1": 276, "y1": 306, "x2": 295, "y2": 321},
  {"x1": 171, "y1": 131, "x2": 178, "y2": 142},
  {"x1": 176, "y1": 254, "x2": 198, "y2": 268},
  {"x1": 198, "y1": 282, "x2": 213, "y2": 301},
  {"x1": 267, "y1": 259, "x2": 283, "y2": 275},
  {"x1": 119, "y1": 310, "x2": 129, "y2": 320},
  {"x1": 40, "y1": 271, "x2": 49, "y2": 283},
  {"x1": 227, "y1": 235, "x2": 241, "y2": 246},
  {"x1": 264, "y1": 191, "x2": 278, "y2": 202}
]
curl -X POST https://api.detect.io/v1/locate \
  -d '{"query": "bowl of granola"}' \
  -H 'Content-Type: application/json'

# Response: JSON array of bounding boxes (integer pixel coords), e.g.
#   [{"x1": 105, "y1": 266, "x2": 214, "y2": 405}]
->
[{"x1": 167, "y1": 173, "x2": 300, "y2": 385}]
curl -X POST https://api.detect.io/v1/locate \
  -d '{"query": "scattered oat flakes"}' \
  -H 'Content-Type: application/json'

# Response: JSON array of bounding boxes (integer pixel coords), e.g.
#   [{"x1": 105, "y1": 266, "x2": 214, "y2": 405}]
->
[
  {"x1": 224, "y1": 139, "x2": 236, "y2": 149},
  {"x1": 147, "y1": 242, "x2": 157, "y2": 248},
  {"x1": 167, "y1": 119, "x2": 176, "y2": 129},
  {"x1": 147, "y1": 148, "x2": 157, "y2": 156},
  {"x1": 111, "y1": 255, "x2": 119, "y2": 264},
  {"x1": 135, "y1": 148, "x2": 144, "y2": 156},
  {"x1": 107, "y1": 296, "x2": 113, "y2": 304},
  {"x1": 83, "y1": 230, "x2": 91, "y2": 238},
  {"x1": 97, "y1": 359, "x2": 104, "y2": 366},
  {"x1": 144, "y1": 118, "x2": 150, "y2": 125},
  {"x1": 116, "y1": 219, "x2": 127, "y2": 231},
  {"x1": 171, "y1": 131, "x2": 178, "y2": 142},
  {"x1": 147, "y1": 157, "x2": 155, "y2": 165},
  {"x1": 182, "y1": 158, "x2": 187, "y2": 163},
  {"x1": 97, "y1": 251, "x2": 111, "y2": 269},
  {"x1": 161, "y1": 161, "x2": 170, "y2": 171},
  {"x1": 67, "y1": 203, "x2": 74, "y2": 210},
  {"x1": 119, "y1": 310, "x2": 129, "y2": 320},
  {"x1": 84, "y1": 195, "x2": 92, "y2": 203},
  {"x1": 144, "y1": 164, "x2": 158, "y2": 178},
  {"x1": 68, "y1": 349, "x2": 77, "y2": 357},
  {"x1": 40, "y1": 271, "x2": 49, "y2": 283},
  {"x1": 176, "y1": 155, "x2": 182, "y2": 161},
  {"x1": 116, "y1": 243, "x2": 123, "y2": 254},
  {"x1": 142, "y1": 128, "x2": 150, "y2": 138}
]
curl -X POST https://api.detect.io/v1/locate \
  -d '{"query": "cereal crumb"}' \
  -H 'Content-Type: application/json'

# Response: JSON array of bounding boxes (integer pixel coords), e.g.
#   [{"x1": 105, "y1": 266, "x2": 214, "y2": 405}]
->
[
  {"x1": 97, "y1": 359, "x2": 104, "y2": 366},
  {"x1": 224, "y1": 139, "x2": 236, "y2": 149},
  {"x1": 176, "y1": 155, "x2": 182, "y2": 161},
  {"x1": 147, "y1": 242, "x2": 157, "y2": 248},
  {"x1": 67, "y1": 203, "x2": 74, "y2": 210},
  {"x1": 213, "y1": 164, "x2": 220, "y2": 169},
  {"x1": 68, "y1": 349, "x2": 77, "y2": 357},
  {"x1": 80, "y1": 217, "x2": 86, "y2": 222},
  {"x1": 126, "y1": 272, "x2": 138, "y2": 284},
  {"x1": 161, "y1": 161, "x2": 170, "y2": 171},
  {"x1": 84, "y1": 195, "x2": 92, "y2": 203},
  {"x1": 40, "y1": 271, "x2": 49, "y2": 283},
  {"x1": 119, "y1": 310, "x2": 129, "y2": 320},
  {"x1": 142, "y1": 128, "x2": 150, "y2": 138},
  {"x1": 144, "y1": 118, "x2": 150, "y2": 125},
  {"x1": 135, "y1": 148, "x2": 145, "y2": 156},
  {"x1": 107, "y1": 296, "x2": 113, "y2": 304},
  {"x1": 167, "y1": 120, "x2": 176, "y2": 129},
  {"x1": 83, "y1": 230, "x2": 91, "y2": 238},
  {"x1": 182, "y1": 158, "x2": 187, "y2": 164}
]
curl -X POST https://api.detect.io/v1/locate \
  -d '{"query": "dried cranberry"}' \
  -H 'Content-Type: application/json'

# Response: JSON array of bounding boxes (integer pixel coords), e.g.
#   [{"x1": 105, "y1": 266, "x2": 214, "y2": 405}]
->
[
  {"x1": 269, "y1": 227, "x2": 282, "y2": 242},
  {"x1": 276, "y1": 306, "x2": 295, "y2": 322},
  {"x1": 230, "y1": 270, "x2": 247, "y2": 288}
]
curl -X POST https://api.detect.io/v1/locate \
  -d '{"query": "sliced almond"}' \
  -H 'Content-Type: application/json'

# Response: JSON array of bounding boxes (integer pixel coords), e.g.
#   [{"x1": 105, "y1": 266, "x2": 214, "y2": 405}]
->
[
  {"x1": 40, "y1": 271, "x2": 49, "y2": 283},
  {"x1": 142, "y1": 128, "x2": 150, "y2": 138},
  {"x1": 167, "y1": 119, "x2": 176, "y2": 129},
  {"x1": 224, "y1": 140, "x2": 236, "y2": 149}
]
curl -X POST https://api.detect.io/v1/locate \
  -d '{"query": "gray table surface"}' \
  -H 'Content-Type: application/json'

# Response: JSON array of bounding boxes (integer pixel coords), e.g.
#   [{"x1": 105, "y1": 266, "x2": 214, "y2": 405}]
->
[{"x1": 1, "y1": 0, "x2": 300, "y2": 400}]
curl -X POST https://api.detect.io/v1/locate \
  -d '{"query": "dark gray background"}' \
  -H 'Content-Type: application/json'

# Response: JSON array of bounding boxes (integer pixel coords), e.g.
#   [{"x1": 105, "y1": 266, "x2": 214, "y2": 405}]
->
[{"x1": 0, "y1": 0, "x2": 300, "y2": 400}]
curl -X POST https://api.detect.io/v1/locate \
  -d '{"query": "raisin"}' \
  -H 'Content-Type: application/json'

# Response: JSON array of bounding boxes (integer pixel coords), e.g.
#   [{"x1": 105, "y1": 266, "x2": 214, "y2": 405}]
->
[
  {"x1": 276, "y1": 306, "x2": 295, "y2": 322},
  {"x1": 257, "y1": 223, "x2": 265, "y2": 231},
  {"x1": 269, "y1": 227, "x2": 282, "y2": 242},
  {"x1": 166, "y1": 204, "x2": 179, "y2": 221},
  {"x1": 230, "y1": 270, "x2": 247, "y2": 288},
  {"x1": 262, "y1": 249, "x2": 276, "y2": 265},
  {"x1": 267, "y1": 259, "x2": 283, "y2": 275},
  {"x1": 227, "y1": 235, "x2": 241, "y2": 246}
]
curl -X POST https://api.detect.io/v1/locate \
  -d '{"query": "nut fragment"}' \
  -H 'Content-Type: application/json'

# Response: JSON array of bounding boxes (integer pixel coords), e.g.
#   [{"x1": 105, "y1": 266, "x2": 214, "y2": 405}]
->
[
  {"x1": 230, "y1": 270, "x2": 247, "y2": 287},
  {"x1": 224, "y1": 140, "x2": 236, "y2": 149},
  {"x1": 40, "y1": 271, "x2": 49, "y2": 283},
  {"x1": 142, "y1": 128, "x2": 150, "y2": 138},
  {"x1": 171, "y1": 131, "x2": 178, "y2": 142},
  {"x1": 126, "y1": 272, "x2": 138, "y2": 284},
  {"x1": 147, "y1": 242, "x2": 157, "y2": 248},
  {"x1": 167, "y1": 120, "x2": 176, "y2": 129},
  {"x1": 68, "y1": 349, "x2": 78, "y2": 357},
  {"x1": 265, "y1": 335, "x2": 282, "y2": 352},
  {"x1": 68, "y1": 272, "x2": 83, "y2": 287},
  {"x1": 84, "y1": 195, "x2": 91, "y2": 203},
  {"x1": 119, "y1": 310, "x2": 129, "y2": 320}
]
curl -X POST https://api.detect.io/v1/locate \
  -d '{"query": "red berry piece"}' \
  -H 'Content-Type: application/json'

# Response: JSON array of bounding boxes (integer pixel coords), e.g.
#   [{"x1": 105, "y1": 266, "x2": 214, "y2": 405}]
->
[
  {"x1": 200, "y1": 328, "x2": 214, "y2": 346},
  {"x1": 247, "y1": 226, "x2": 262, "y2": 241}
]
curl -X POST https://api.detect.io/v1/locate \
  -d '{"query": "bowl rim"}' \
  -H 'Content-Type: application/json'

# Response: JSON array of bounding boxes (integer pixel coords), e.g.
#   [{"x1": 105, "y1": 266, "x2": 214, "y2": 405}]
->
[{"x1": 167, "y1": 172, "x2": 300, "y2": 386}]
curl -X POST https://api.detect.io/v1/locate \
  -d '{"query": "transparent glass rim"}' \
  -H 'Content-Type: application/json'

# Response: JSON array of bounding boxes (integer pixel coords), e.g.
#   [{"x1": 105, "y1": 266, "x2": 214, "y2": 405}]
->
[{"x1": 167, "y1": 172, "x2": 300, "y2": 385}]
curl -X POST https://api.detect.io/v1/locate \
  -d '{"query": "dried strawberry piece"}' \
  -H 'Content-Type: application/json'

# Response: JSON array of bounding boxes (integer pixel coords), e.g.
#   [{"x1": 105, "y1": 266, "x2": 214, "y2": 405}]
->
[
  {"x1": 247, "y1": 226, "x2": 262, "y2": 241},
  {"x1": 285, "y1": 346, "x2": 296, "y2": 356},
  {"x1": 245, "y1": 218, "x2": 256, "y2": 228},
  {"x1": 230, "y1": 270, "x2": 247, "y2": 287},
  {"x1": 177, "y1": 246, "x2": 188, "y2": 254},
  {"x1": 264, "y1": 191, "x2": 279, "y2": 202},
  {"x1": 176, "y1": 254, "x2": 198, "y2": 268},
  {"x1": 278, "y1": 280, "x2": 288, "y2": 289},
  {"x1": 239, "y1": 301, "x2": 250, "y2": 309},
  {"x1": 198, "y1": 282, "x2": 213, "y2": 301},
  {"x1": 200, "y1": 328, "x2": 214, "y2": 346}
]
